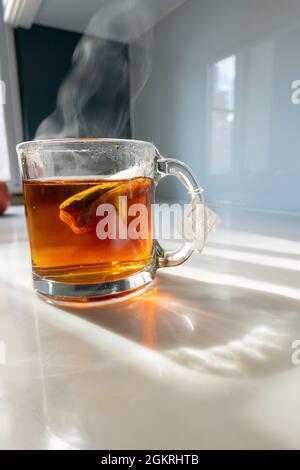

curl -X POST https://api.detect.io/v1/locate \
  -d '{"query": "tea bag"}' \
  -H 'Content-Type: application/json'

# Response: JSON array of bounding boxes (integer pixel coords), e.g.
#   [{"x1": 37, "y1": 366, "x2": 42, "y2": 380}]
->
[
  {"x1": 59, "y1": 184, "x2": 112, "y2": 234},
  {"x1": 178, "y1": 190, "x2": 220, "y2": 252},
  {"x1": 59, "y1": 179, "x2": 142, "y2": 234}
]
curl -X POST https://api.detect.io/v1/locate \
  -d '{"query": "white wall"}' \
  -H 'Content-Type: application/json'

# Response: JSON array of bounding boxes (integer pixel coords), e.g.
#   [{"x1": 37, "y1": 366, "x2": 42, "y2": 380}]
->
[{"x1": 131, "y1": 0, "x2": 300, "y2": 212}]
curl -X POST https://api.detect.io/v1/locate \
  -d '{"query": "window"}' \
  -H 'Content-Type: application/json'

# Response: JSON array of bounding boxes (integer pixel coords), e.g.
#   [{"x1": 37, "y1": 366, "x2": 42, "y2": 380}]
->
[
  {"x1": 208, "y1": 55, "x2": 236, "y2": 175},
  {"x1": 0, "y1": 0, "x2": 23, "y2": 190}
]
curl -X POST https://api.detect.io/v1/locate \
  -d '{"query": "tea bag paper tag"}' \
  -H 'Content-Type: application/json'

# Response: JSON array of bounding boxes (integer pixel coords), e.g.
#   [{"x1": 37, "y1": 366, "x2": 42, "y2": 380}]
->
[{"x1": 179, "y1": 193, "x2": 220, "y2": 252}]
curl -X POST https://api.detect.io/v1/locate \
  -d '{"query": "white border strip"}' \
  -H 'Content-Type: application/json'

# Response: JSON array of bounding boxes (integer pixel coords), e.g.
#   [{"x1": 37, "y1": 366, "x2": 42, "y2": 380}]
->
[{"x1": 3, "y1": 0, "x2": 42, "y2": 29}]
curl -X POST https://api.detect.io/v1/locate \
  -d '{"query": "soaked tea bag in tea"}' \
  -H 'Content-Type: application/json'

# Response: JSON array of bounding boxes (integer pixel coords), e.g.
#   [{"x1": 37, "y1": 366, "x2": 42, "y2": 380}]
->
[
  {"x1": 59, "y1": 183, "x2": 115, "y2": 234},
  {"x1": 59, "y1": 178, "x2": 146, "y2": 234}
]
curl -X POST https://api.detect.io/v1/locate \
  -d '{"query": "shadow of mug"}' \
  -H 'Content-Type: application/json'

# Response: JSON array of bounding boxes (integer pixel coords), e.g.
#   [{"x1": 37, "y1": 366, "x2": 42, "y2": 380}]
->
[{"x1": 57, "y1": 271, "x2": 299, "y2": 379}]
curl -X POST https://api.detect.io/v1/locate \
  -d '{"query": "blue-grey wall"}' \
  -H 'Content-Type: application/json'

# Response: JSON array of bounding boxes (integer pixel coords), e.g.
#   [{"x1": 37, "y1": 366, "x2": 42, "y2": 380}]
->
[{"x1": 131, "y1": 0, "x2": 300, "y2": 213}]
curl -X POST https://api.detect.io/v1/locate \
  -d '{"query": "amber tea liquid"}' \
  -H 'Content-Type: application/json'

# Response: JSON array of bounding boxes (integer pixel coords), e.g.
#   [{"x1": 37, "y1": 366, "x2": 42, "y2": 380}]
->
[{"x1": 23, "y1": 177, "x2": 154, "y2": 283}]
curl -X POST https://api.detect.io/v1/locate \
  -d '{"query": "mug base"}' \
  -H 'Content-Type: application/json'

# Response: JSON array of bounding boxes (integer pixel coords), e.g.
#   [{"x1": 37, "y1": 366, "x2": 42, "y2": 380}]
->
[{"x1": 33, "y1": 269, "x2": 155, "y2": 305}]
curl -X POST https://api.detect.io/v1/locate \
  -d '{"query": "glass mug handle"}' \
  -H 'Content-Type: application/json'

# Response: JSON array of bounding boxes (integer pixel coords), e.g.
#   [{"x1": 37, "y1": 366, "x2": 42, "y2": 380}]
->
[{"x1": 155, "y1": 157, "x2": 204, "y2": 268}]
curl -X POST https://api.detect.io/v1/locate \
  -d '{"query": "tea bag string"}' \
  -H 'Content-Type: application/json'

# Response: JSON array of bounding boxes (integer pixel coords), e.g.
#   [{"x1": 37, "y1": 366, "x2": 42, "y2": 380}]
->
[{"x1": 188, "y1": 186, "x2": 205, "y2": 202}]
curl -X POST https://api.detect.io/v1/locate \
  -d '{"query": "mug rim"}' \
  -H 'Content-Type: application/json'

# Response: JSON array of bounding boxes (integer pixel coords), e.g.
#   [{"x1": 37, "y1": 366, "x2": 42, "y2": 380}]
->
[{"x1": 16, "y1": 138, "x2": 154, "y2": 152}]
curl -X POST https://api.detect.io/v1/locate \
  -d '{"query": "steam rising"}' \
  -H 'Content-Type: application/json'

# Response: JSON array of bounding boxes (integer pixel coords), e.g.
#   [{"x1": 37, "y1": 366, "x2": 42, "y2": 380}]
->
[{"x1": 35, "y1": 0, "x2": 152, "y2": 140}]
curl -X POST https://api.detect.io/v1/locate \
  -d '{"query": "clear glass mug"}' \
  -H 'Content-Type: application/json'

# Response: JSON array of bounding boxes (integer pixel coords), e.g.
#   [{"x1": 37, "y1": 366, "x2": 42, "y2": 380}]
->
[{"x1": 17, "y1": 138, "x2": 204, "y2": 303}]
